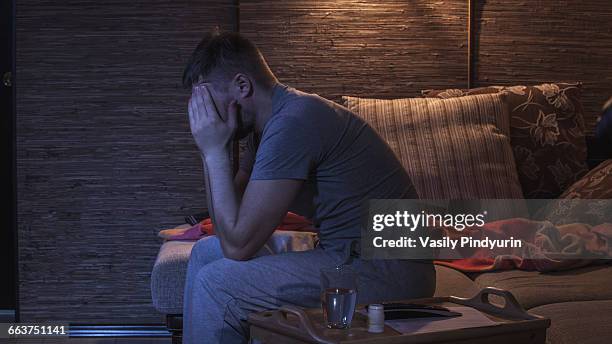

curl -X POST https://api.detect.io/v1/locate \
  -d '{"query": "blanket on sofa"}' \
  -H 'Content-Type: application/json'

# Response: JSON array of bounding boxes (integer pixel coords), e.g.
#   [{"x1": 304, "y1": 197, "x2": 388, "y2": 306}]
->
[
  {"x1": 158, "y1": 213, "x2": 611, "y2": 272},
  {"x1": 158, "y1": 212, "x2": 317, "y2": 241},
  {"x1": 435, "y1": 218, "x2": 612, "y2": 272}
]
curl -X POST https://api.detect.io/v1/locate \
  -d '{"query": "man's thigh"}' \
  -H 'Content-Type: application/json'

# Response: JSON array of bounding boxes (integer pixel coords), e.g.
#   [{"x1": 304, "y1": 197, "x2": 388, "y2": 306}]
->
[
  {"x1": 196, "y1": 247, "x2": 347, "y2": 310},
  {"x1": 195, "y1": 247, "x2": 435, "y2": 311}
]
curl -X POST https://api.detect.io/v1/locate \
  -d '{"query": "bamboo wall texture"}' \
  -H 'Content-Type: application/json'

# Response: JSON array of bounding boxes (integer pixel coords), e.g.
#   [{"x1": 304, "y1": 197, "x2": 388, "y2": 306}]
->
[
  {"x1": 473, "y1": 0, "x2": 612, "y2": 132},
  {"x1": 16, "y1": 0, "x2": 611, "y2": 323},
  {"x1": 16, "y1": 0, "x2": 236, "y2": 323},
  {"x1": 241, "y1": 0, "x2": 469, "y2": 102}
]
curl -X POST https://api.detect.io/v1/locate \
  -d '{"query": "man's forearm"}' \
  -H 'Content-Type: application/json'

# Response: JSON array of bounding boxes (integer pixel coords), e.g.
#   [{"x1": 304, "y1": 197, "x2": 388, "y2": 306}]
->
[{"x1": 201, "y1": 149, "x2": 241, "y2": 251}]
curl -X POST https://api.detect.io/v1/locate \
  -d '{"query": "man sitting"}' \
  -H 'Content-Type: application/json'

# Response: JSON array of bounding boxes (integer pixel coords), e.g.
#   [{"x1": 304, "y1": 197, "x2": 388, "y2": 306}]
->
[{"x1": 181, "y1": 31, "x2": 435, "y2": 344}]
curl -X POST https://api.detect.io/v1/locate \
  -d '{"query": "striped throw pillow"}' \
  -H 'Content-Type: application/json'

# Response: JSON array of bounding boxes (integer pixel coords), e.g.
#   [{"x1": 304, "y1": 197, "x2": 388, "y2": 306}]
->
[
  {"x1": 422, "y1": 83, "x2": 589, "y2": 199},
  {"x1": 342, "y1": 93, "x2": 524, "y2": 200}
]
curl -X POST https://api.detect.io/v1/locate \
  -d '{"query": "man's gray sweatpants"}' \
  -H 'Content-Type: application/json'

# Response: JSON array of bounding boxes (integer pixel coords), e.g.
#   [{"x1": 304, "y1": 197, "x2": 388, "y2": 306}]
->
[{"x1": 182, "y1": 236, "x2": 435, "y2": 344}]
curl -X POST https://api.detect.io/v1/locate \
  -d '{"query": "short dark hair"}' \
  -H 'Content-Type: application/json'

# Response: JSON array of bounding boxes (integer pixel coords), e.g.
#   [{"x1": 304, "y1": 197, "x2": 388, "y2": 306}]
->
[{"x1": 182, "y1": 30, "x2": 275, "y2": 89}]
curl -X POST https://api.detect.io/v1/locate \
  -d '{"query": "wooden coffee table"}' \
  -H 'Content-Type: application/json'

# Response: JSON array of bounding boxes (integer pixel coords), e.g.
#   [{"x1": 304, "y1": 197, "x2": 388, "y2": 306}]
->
[{"x1": 248, "y1": 287, "x2": 550, "y2": 344}]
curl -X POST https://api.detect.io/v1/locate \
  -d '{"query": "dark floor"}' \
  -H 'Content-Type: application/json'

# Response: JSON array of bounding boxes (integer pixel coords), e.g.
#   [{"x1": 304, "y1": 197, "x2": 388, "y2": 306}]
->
[
  {"x1": 0, "y1": 311, "x2": 15, "y2": 323},
  {"x1": 4, "y1": 337, "x2": 171, "y2": 343},
  {"x1": 0, "y1": 310, "x2": 172, "y2": 344}
]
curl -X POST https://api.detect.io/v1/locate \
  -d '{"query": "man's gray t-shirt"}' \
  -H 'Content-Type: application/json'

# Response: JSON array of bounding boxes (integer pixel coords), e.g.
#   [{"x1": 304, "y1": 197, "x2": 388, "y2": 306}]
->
[{"x1": 240, "y1": 83, "x2": 417, "y2": 249}]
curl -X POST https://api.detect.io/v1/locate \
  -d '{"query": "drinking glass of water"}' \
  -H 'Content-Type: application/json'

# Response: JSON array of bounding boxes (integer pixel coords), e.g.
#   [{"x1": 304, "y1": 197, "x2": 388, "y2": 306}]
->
[{"x1": 320, "y1": 265, "x2": 358, "y2": 329}]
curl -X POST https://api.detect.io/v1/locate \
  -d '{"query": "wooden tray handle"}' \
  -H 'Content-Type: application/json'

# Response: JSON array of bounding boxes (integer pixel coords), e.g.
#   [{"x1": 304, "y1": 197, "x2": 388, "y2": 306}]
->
[
  {"x1": 269, "y1": 305, "x2": 335, "y2": 344},
  {"x1": 449, "y1": 287, "x2": 537, "y2": 320}
]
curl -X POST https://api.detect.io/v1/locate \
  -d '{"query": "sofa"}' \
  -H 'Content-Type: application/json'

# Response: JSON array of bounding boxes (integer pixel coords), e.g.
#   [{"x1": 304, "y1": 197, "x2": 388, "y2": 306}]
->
[
  {"x1": 151, "y1": 82, "x2": 612, "y2": 343},
  {"x1": 151, "y1": 240, "x2": 612, "y2": 343}
]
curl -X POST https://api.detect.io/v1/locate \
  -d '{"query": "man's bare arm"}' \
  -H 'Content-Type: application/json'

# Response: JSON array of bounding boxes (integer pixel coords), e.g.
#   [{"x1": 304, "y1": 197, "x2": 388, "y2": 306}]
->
[
  {"x1": 203, "y1": 151, "x2": 303, "y2": 260},
  {"x1": 234, "y1": 169, "x2": 250, "y2": 200},
  {"x1": 202, "y1": 165, "x2": 248, "y2": 223},
  {"x1": 189, "y1": 84, "x2": 303, "y2": 260}
]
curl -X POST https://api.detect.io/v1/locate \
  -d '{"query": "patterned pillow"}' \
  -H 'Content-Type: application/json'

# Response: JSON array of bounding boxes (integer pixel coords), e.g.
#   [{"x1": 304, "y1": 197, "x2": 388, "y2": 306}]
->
[
  {"x1": 559, "y1": 160, "x2": 612, "y2": 199},
  {"x1": 342, "y1": 93, "x2": 524, "y2": 200},
  {"x1": 535, "y1": 160, "x2": 612, "y2": 225},
  {"x1": 422, "y1": 83, "x2": 589, "y2": 198}
]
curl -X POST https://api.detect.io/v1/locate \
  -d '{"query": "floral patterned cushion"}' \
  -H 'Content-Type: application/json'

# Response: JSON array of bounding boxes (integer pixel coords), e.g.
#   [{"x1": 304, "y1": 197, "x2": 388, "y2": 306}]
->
[
  {"x1": 422, "y1": 83, "x2": 589, "y2": 198},
  {"x1": 559, "y1": 160, "x2": 612, "y2": 199},
  {"x1": 535, "y1": 160, "x2": 612, "y2": 226}
]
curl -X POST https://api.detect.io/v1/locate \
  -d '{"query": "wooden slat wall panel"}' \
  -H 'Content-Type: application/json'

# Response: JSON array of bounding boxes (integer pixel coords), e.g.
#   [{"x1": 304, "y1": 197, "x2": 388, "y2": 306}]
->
[
  {"x1": 474, "y1": 0, "x2": 612, "y2": 133},
  {"x1": 16, "y1": 0, "x2": 235, "y2": 322},
  {"x1": 240, "y1": 0, "x2": 469, "y2": 102}
]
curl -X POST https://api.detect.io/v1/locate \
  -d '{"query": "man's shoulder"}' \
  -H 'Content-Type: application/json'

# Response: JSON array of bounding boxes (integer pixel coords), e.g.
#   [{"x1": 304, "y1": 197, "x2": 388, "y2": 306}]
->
[
  {"x1": 272, "y1": 91, "x2": 348, "y2": 131},
  {"x1": 283, "y1": 87, "x2": 340, "y2": 114}
]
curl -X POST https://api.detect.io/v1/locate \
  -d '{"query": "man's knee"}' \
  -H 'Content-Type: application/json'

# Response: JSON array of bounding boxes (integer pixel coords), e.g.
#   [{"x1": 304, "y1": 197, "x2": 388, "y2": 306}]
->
[
  {"x1": 189, "y1": 236, "x2": 223, "y2": 266},
  {"x1": 194, "y1": 258, "x2": 246, "y2": 296}
]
